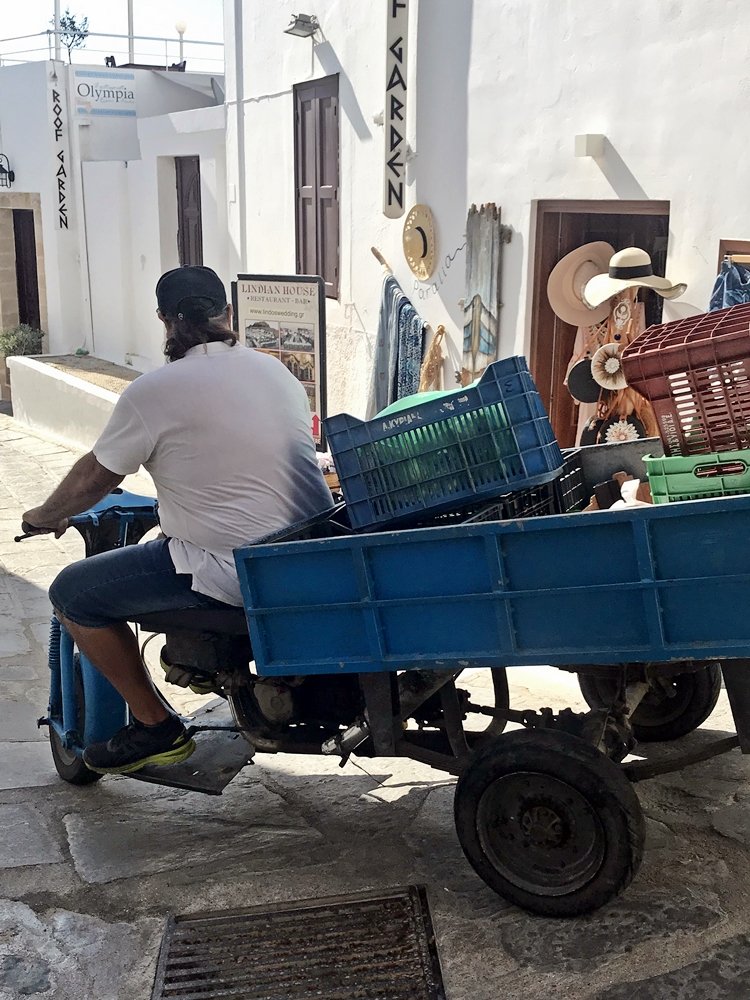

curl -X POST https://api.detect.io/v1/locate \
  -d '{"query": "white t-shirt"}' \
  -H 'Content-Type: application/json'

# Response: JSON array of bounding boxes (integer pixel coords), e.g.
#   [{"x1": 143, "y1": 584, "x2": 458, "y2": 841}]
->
[{"x1": 93, "y1": 341, "x2": 333, "y2": 605}]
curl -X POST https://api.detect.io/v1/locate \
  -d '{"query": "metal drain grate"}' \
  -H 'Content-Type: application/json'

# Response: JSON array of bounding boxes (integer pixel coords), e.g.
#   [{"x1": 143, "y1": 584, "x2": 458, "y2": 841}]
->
[{"x1": 151, "y1": 885, "x2": 446, "y2": 1000}]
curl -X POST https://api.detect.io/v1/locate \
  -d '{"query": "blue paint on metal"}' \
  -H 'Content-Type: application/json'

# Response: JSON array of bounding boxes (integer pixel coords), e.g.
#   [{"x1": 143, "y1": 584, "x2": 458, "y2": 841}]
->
[
  {"x1": 71, "y1": 490, "x2": 156, "y2": 521},
  {"x1": 79, "y1": 651, "x2": 127, "y2": 746},
  {"x1": 59, "y1": 625, "x2": 79, "y2": 743},
  {"x1": 74, "y1": 70, "x2": 136, "y2": 80},
  {"x1": 47, "y1": 616, "x2": 62, "y2": 723},
  {"x1": 235, "y1": 494, "x2": 750, "y2": 677}
]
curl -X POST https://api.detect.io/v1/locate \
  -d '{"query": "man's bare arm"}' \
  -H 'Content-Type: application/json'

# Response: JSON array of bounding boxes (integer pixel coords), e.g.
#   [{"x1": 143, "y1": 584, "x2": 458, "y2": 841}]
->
[{"x1": 22, "y1": 452, "x2": 124, "y2": 535}]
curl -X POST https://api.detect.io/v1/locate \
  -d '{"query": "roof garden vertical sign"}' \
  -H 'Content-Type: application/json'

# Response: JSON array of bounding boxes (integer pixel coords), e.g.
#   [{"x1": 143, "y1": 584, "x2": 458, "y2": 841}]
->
[
  {"x1": 49, "y1": 78, "x2": 70, "y2": 229},
  {"x1": 383, "y1": 0, "x2": 409, "y2": 218}
]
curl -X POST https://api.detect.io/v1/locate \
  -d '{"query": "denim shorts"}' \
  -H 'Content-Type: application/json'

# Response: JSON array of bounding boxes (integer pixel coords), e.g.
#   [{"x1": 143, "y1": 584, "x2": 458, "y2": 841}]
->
[{"x1": 49, "y1": 538, "x2": 232, "y2": 628}]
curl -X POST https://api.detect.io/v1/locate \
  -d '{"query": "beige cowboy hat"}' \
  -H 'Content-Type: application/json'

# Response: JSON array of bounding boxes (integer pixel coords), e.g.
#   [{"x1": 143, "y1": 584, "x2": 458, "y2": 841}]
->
[
  {"x1": 547, "y1": 242, "x2": 615, "y2": 327},
  {"x1": 403, "y1": 204, "x2": 436, "y2": 281},
  {"x1": 584, "y1": 247, "x2": 687, "y2": 309}
]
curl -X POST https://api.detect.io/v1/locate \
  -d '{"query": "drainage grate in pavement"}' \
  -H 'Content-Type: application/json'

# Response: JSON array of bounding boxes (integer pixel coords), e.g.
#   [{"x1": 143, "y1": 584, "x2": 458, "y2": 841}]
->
[{"x1": 151, "y1": 885, "x2": 446, "y2": 1000}]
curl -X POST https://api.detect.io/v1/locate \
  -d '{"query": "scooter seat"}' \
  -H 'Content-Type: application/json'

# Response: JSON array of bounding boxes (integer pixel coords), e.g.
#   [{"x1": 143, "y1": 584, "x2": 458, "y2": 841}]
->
[{"x1": 131, "y1": 607, "x2": 249, "y2": 636}]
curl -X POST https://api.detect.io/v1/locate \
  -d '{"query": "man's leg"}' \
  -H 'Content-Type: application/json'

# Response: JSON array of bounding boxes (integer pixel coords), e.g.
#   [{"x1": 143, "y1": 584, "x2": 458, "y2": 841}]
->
[
  {"x1": 55, "y1": 614, "x2": 168, "y2": 726},
  {"x1": 48, "y1": 538, "x2": 227, "y2": 773}
]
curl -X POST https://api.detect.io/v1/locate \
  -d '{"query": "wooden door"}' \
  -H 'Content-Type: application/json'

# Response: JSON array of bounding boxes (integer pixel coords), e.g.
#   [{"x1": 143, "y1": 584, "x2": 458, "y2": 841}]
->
[
  {"x1": 530, "y1": 211, "x2": 587, "y2": 448},
  {"x1": 12, "y1": 209, "x2": 40, "y2": 330},
  {"x1": 175, "y1": 156, "x2": 203, "y2": 266},
  {"x1": 530, "y1": 201, "x2": 671, "y2": 448}
]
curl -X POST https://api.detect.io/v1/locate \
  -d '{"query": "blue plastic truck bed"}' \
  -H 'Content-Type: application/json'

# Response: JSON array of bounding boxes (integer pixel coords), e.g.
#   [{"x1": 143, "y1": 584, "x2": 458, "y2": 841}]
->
[{"x1": 234, "y1": 495, "x2": 750, "y2": 678}]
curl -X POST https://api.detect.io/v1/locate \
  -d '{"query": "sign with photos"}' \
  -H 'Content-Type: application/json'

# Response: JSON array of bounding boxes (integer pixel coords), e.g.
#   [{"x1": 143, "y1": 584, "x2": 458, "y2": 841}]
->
[{"x1": 232, "y1": 274, "x2": 326, "y2": 446}]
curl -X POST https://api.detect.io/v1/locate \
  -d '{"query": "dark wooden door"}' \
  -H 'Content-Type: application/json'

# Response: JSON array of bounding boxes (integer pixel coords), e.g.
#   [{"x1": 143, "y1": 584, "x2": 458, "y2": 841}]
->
[
  {"x1": 530, "y1": 201, "x2": 671, "y2": 448},
  {"x1": 530, "y1": 211, "x2": 587, "y2": 447},
  {"x1": 175, "y1": 156, "x2": 203, "y2": 266},
  {"x1": 12, "y1": 209, "x2": 40, "y2": 330}
]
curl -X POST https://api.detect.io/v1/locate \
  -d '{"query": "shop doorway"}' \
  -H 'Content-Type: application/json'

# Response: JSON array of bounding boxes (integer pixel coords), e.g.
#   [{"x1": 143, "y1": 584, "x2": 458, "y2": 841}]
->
[
  {"x1": 12, "y1": 209, "x2": 41, "y2": 330},
  {"x1": 529, "y1": 200, "x2": 670, "y2": 447},
  {"x1": 175, "y1": 155, "x2": 203, "y2": 266}
]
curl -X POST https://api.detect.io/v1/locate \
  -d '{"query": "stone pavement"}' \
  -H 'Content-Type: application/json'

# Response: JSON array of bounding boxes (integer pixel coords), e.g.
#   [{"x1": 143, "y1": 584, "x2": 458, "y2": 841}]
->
[{"x1": 1, "y1": 412, "x2": 750, "y2": 999}]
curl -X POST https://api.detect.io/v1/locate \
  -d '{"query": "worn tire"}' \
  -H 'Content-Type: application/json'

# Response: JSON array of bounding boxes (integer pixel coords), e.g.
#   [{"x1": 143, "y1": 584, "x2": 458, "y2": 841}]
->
[
  {"x1": 454, "y1": 729, "x2": 644, "y2": 917},
  {"x1": 49, "y1": 653, "x2": 102, "y2": 786},
  {"x1": 578, "y1": 663, "x2": 722, "y2": 742}
]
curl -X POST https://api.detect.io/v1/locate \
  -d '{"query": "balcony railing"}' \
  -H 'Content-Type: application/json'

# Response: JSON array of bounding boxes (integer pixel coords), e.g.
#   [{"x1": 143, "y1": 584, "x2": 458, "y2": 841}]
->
[{"x1": 0, "y1": 30, "x2": 224, "y2": 75}]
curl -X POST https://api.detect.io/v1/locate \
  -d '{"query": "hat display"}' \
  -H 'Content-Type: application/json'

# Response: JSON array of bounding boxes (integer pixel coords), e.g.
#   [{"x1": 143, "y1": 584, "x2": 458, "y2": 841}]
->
[
  {"x1": 402, "y1": 204, "x2": 436, "y2": 281},
  {"x1": 591, "y1": 343, "x2": 628, "y2": 391},
  {"x1": 156, "y1": 265, "x2": 228, "y2": 318},
  {"x1": 547, "y1": 242, "x2": 615, "y2": 327},
  {"x1": 583, "y1": 247, "x2": 687, "y2": 309},
  {"x1": 567, "y1": 358, "x2": 602, "y2": 403}
]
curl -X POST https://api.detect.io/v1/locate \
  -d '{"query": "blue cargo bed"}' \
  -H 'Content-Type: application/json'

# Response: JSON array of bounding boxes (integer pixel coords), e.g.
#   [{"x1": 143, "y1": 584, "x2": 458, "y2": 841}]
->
[{"x1": 234, "y1": 494, "x2": 750, "y2": 677}]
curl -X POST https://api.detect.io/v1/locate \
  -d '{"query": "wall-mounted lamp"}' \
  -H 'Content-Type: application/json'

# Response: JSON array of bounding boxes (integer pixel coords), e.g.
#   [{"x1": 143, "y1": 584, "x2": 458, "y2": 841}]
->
[
  {"x1": 0, "y1": 154, "x2": 15, "y2": 188},
  {"x1": 574, "y1": 134, "x2": 605, "y2": 158},
  {"x1": 284, "y1": 13, "x2": 319, "y2": 37}
]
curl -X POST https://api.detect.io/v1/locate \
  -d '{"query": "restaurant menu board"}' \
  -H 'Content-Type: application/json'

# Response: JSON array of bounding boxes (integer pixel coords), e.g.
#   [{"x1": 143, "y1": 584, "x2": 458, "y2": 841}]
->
[{"x1": 232, "y1": 274, "x2": 326, "y2": 447}]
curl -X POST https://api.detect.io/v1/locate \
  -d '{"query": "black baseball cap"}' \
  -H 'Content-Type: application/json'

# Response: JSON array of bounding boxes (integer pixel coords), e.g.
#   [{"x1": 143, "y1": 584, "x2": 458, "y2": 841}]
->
[{"x1": 155, "y1": 265, "x2": 227, "y2": 318}]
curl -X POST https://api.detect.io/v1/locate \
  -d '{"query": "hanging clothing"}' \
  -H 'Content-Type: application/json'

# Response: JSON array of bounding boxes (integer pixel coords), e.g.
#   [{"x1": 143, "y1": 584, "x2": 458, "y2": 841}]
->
[
  {"x1": 710, "y1": 260, "x2": 750, "y2": 311},
  {"x1": 396, "y1": 300, "x2": 425, "y2": 399},
  {"x1": 366, "y1": 273, "x2": 426, "y2": 418}
]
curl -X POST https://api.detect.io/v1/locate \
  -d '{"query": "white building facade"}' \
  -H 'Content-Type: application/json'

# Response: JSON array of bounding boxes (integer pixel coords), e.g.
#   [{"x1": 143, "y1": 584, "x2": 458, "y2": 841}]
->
[
  {"x1": 223, "y1": 0, "x2": 750, "y2": 434},
  {"x1": 0, "y1": 59, "x2": 225, "y2": 370}
]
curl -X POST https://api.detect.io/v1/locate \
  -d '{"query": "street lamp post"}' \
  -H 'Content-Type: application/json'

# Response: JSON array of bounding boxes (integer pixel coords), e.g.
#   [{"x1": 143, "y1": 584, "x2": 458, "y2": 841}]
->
[{"x1": 175, "y1": 19, "x2": 187, "y2": 63}]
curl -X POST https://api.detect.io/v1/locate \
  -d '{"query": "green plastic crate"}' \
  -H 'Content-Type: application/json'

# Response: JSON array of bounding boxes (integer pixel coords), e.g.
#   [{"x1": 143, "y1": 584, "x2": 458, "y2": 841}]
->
[{"x1": 644, "y1": 450, "x2": 750, "y2": 504}]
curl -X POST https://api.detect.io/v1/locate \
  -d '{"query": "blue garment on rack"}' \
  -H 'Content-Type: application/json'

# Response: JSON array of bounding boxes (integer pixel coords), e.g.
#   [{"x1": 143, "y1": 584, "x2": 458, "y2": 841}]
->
[
  {"x1": 709, "y1": 260, "x2": 750, "y2": 311},
  {"x1": 367, "y1": 274, "x2": 426, "y2": 418},
  {"x1": 395, "y1": 299, "x2": 425, "y2": 400}
]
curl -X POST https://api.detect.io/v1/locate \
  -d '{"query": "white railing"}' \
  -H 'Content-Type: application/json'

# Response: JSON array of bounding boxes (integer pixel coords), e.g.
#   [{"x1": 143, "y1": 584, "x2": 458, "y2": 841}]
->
[{"x1": 0, "y1": 31, "x2": 223, "y2": 75}]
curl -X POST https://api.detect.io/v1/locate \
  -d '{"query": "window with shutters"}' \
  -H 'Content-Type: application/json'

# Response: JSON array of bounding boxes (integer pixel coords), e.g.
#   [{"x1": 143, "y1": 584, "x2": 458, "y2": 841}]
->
[{"x1": 294, "y1": 75, "x2": 340, "y2": 299}]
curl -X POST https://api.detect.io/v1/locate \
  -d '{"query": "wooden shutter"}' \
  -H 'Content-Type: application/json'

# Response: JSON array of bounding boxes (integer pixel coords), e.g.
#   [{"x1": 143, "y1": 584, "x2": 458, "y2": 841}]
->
[
  {"x1": 175, "y1": 156, "x2": 204, "y2": 266},
  {"x1": 294, "y1": 75, "x2": 339, "y2": 298}
]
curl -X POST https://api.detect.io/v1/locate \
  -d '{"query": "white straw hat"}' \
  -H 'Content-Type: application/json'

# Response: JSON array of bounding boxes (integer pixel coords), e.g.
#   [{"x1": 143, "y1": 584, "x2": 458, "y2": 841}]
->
[
  {"x1": 584, "y1": 247, "x2": 687, "y2": 309},
  {"x1": 547, "y1": 242, "x2": 615, "y2": 326}
]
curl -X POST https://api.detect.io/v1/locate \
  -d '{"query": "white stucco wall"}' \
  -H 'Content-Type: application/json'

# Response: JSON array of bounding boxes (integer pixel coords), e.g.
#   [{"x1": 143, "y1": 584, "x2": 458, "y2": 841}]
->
[
  {"x1": 226, "y1": 0, "x2": 750, "y2": 418},
  {"x1": 0, "y1": 61, "x2": 224, "y2": 368},
  {"x1": 0, "y1": 61, "x2": 89, "y2": 353},
  {"x1": 81, "y1": 106, "x2": 228, "y2": 371}
]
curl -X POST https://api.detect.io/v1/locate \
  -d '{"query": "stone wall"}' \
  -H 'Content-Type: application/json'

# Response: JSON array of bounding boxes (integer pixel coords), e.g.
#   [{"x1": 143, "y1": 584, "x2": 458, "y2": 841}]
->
[{"x1": 0, "y1": 192, "x2": 48, "y2": 338}]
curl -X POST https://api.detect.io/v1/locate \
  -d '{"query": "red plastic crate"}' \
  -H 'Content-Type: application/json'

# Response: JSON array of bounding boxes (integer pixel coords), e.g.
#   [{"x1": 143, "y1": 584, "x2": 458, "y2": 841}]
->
[{"x1": 621, "y1": 304, "x2": 750, "y2": 455}]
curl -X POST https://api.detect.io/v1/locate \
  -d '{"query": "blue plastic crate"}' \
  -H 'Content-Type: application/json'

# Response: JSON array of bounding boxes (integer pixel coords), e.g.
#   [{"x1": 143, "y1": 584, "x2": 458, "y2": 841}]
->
[
  {"x1": 323, "y1": 357, "x2": 563, "y2": 530},
  {"x1": 234, "y1": 494, "x2": 750, "y2": 677}
]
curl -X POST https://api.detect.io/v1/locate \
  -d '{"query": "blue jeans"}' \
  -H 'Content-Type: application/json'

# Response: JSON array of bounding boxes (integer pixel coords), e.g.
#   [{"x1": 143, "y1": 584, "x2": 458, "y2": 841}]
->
[{"x1": 49, "y1": 538, "x2": 232, "y2": 628}]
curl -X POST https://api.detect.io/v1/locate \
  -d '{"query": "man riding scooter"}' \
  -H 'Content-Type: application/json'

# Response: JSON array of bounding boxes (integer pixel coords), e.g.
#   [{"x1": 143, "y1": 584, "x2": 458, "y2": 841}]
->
[{"x1": 21, "y1": 265, "x2": 332, "y2": 775}]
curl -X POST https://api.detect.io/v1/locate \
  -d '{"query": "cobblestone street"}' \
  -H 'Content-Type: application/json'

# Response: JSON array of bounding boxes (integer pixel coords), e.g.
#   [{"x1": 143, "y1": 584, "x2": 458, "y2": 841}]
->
[{"x1": 1, "y1": 413, "x2": 750, "y2": 999}]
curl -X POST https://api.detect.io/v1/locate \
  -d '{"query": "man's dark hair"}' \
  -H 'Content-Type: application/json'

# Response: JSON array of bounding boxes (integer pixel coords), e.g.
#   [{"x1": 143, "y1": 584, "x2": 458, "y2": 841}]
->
[
  {"x1": 162, "y1": 300, "x2": 237, "y2": 362},
  {"x1": 155, "y1": 266, "x2": 237, "y2": 362}
]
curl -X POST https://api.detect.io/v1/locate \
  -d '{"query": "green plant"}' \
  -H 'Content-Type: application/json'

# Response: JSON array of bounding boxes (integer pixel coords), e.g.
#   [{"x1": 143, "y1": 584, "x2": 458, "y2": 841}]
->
[
  {"x1": 0, "y1": 324, "x2": 44, "y2": 357},
  {"x1": 51, "y1": 8, "x2": 89, "y2": 63}
]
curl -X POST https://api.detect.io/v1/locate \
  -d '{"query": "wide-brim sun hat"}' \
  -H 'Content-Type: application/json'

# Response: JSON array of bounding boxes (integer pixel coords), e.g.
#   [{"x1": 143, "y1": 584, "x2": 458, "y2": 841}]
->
[
  {"x1": 583, "y1": 247, "x2": 687, "y2": 309},
  {"x1": 547, "y1": 242, "x2": 615, "y2": 327}
]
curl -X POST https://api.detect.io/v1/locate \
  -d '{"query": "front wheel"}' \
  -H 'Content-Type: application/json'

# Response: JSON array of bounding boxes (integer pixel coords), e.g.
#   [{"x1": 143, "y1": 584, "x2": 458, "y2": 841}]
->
[
  {"x1": 578, "y1": 663, "x2": 722, "y2": 742},
  {"x1": 454, "y1": 729, "x2": 644, "y2": 917},
  {"x1": 49, "y1": 653, "x2": 102, "y2": 786}
]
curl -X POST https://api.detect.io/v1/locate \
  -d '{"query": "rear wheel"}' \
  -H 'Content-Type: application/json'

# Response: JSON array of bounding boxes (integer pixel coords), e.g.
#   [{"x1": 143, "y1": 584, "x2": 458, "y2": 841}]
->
[
  {"x1": 578, "y1": 663, "x2": 722, "y2": 742},
  {"x1": 49, "y1": 653, "x2": 102, "y2": 786},
  {"x1": 454, "y1": 729, "x2": 644, "y2": 917}
]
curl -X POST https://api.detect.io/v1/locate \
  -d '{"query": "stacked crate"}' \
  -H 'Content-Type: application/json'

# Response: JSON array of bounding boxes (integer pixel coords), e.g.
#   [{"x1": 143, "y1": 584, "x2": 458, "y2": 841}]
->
[
  {"x1": 323, "y1": 356, "x2": 568, "y2": 531},
  {"x1": 621, "y1": 303, "x2": 750, "y2": 504}
]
